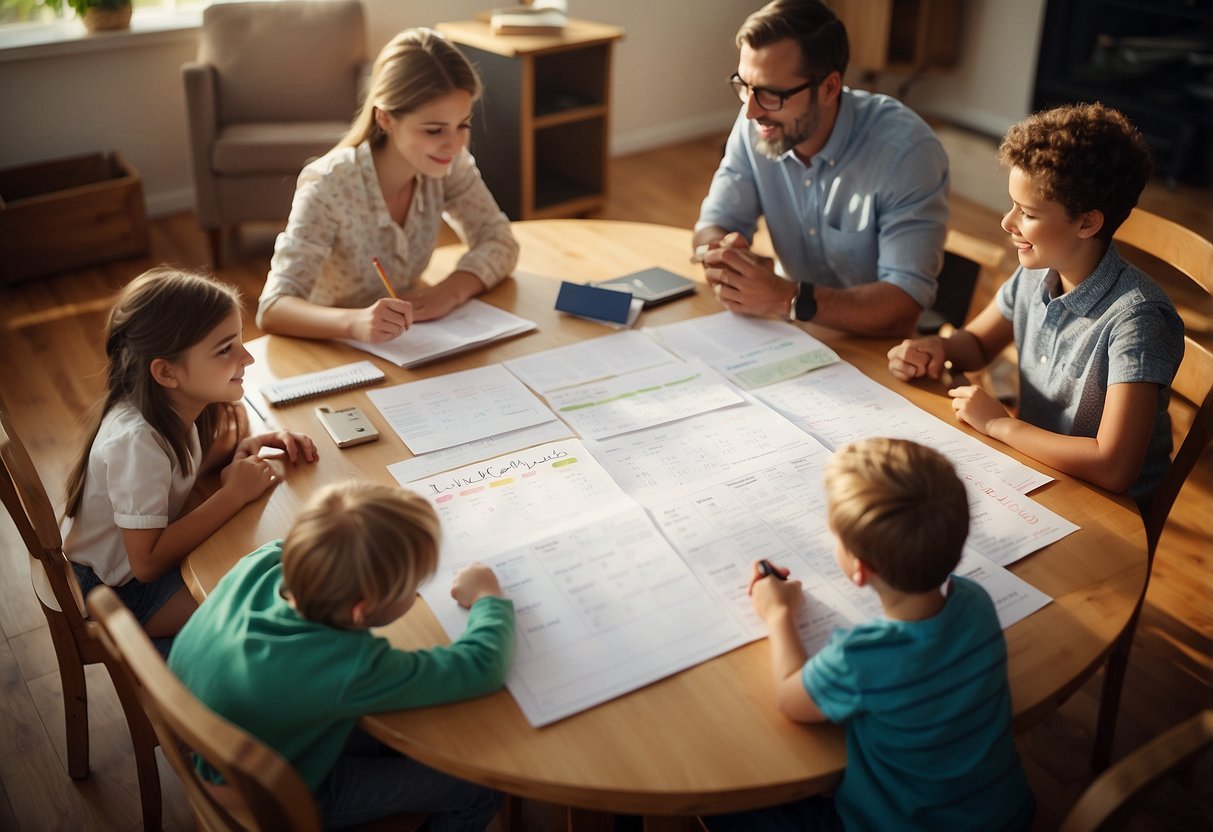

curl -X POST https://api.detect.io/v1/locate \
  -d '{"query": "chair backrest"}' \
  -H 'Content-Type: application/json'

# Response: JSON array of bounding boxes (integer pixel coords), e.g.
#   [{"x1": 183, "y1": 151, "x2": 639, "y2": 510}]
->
[
  {"x1": 1058, "y1": 710, "x2": 1213, "y2": 832},
  {"x1": 917, "y1": 227, "x2": 1008, "y2": 333},
  {"x1": 200, "y1": 0, "x2": 367, "y2": 125},
  {"x1": 1113, "y1": 208, "x2": 1213, "y2": 557},
  {"x1": 86, "y1": 585, "x2": 323, "y2": 832},
  {"x1": 0, "y1": 410, "x2": 89, "y2": 628}
]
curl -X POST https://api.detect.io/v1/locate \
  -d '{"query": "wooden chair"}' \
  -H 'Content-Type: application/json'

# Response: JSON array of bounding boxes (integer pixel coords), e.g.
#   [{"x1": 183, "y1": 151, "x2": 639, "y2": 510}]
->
[
  {"x1": 916, "y1": 226, "x2": 1008, "y2": 334},
  {"x1": 87, "y1": 584, "x2": 431, "y2": 832},
  {"x1": 1092, "y1": 209, "x2": 1213, "y2": 771},
  {"x1": 1060, "y1": 710, "x2": 1213, "y2": 832},
  {"x1": 0, "y1": 410, "x2": 162, "y2": 830},
  {"x1": 86, "y1": 585, "x2": 322, "y2": 831}
]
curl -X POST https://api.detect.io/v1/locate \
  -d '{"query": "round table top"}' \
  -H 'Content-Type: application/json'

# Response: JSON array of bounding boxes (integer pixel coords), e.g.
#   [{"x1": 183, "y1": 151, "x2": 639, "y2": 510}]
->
[{"x1": 185, "y1": 220, "x2": 1147, "y2": 815}]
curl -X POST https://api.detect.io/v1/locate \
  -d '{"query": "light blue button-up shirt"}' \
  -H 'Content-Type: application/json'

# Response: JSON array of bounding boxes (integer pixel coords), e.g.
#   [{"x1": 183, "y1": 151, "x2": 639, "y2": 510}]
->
[
  {"x1": 696, "y1": 88, "x2": 949, "y2": 309},
  {"x1": 996, "y1": 244, "x2": 1184, "y2": 501}
]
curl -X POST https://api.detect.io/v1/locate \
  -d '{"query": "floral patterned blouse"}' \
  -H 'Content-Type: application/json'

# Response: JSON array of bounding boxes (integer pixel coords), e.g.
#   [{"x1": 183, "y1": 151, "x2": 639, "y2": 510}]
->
[{"x1": 257, "y1": 141, "x2": 518, "y2": 324}]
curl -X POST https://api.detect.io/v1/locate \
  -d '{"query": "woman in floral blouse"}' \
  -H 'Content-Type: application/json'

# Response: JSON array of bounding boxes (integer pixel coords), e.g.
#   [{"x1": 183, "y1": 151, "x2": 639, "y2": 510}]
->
[{"x1": 257, "y1": 28, "x2": 519, "y2": 344}]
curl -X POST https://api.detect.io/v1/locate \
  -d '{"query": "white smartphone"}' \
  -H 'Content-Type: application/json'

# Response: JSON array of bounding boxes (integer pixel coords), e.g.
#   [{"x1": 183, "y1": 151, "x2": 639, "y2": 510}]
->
[{"x1": 314, "y1": 405, "x2": 379, "y2": 448}]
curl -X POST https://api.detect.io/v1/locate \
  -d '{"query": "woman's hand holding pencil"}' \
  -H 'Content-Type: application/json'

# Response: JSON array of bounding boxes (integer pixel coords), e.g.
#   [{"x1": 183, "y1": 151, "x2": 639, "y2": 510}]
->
[
  {"x1": 372, "y1": 256, "x2": 399, "y2": 300},
  {"x1": 348, "y1": 257, "x2": 413, "y2": 343}
]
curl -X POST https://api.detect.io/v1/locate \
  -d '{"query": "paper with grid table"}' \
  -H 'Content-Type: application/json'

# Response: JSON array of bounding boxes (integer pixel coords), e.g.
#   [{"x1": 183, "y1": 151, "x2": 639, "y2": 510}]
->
[{"x1": 389, "y1": 319, "x2": 1066, "y2": 727}]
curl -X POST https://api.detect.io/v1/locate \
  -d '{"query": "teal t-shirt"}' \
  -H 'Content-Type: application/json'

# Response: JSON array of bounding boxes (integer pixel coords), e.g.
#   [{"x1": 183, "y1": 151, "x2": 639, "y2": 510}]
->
[
  {"x1": 803, "y1": 576, "x2": 1034, "y2": 832},
  {"x1": 168, "y1": 541, "x2": 515, "y2": 790}
]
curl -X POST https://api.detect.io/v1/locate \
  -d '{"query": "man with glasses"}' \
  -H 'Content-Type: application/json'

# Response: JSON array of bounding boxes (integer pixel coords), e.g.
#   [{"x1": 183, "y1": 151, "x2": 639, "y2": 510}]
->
[{"x1": 694, "y1": 0, "x2": 949, "y2": 337}]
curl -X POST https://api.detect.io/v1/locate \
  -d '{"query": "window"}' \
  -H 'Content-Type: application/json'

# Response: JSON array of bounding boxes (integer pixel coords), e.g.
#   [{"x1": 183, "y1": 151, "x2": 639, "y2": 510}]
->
[{"x1": 0, "y1": 0, "x2": 207, "y2": 29}]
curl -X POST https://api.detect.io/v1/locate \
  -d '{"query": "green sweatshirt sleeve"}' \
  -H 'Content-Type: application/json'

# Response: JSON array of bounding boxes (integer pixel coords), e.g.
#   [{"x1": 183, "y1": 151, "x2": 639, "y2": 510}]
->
[{"x1": 340, "y1": 596, "x2": 516, "y2": 713}]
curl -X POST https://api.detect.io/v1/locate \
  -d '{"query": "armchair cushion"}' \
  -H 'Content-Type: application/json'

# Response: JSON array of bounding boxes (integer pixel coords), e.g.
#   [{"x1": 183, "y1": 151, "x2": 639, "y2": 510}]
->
[
  {"x1": 184, "y1": 0, "x2": 368, "y2": 253},
  {"x1": 199, "y1": 0, "x2": 367, "y2": 126},
  {"x1": 212, "y1": 122, "x2": 349, "y2": 175}
]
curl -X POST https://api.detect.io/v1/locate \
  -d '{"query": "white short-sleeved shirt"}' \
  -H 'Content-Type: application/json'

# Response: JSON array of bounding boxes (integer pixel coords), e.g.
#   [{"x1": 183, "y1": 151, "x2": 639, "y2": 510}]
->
[
  {"x1": 257, "y1": 141, "x2": 519, "y2": 324},
  {"x1": 61, "y1": 401, "x2": 201, "y2": 586}
]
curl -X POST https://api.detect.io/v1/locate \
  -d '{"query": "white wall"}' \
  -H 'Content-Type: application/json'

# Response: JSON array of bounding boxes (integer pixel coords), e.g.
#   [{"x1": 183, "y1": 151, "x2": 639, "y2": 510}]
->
[
  {"x1": 0, "y1": 0, "x2": 1041, "y2": 218},
  {"x1": 0, "y1": 0, "x2": 748, "y2": 217},
  {"x1": 907, "y1": 0, "x2": 1048, "y2": 137},
  {"x1": 0, "y1": 32, "x2": 201, "y2": 216}
]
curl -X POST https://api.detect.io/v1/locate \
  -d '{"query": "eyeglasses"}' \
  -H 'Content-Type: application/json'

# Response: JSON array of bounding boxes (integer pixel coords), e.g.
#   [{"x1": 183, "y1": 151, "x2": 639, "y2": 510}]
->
[{"x1": 728, "y1": 72, "x2": 817, "y2": 111}]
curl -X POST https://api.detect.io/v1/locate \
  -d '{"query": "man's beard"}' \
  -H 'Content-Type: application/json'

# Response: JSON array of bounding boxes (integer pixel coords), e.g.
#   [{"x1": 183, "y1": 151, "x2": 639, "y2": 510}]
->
[{"x1": 755, "y1": 95, "x2": 821, "y2": 160}]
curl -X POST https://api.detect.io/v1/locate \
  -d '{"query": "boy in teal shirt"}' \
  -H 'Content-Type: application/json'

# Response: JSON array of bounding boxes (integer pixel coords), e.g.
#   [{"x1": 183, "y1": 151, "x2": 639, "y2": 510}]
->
[
  {"x1": 709, "y1": 438, "x2": 1033, "y2": 831},
  {"x1": 169, "y1": 480, "x2": 514, "y2": 830}
]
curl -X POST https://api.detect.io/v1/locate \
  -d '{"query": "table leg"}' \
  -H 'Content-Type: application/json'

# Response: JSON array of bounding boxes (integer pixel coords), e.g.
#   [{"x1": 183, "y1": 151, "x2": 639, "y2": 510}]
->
[
  {"x1": 563, "y1": 809, "x2": 702, "y2": 832},
  {"x1": 643, "y1": 816, "x2": 703, "y2": 831},
  {"x1": 566, "y1": 807, "x2": 615, "y2": 831}
]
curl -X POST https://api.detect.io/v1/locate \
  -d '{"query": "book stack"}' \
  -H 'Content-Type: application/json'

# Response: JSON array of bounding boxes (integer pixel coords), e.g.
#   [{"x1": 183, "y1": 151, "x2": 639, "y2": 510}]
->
[{"x1": 488, "y1": 4, "x2": 566, "y2": 35}]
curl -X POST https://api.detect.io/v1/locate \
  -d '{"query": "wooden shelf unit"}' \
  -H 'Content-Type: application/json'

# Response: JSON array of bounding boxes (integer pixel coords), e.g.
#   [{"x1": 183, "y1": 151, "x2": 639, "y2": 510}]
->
[
  {"x1": 828, "y1": 0, "x2": 961, "y2": 76},
  {"x1": 437, "y1": 18, "x2": 624, "y2": 220}
]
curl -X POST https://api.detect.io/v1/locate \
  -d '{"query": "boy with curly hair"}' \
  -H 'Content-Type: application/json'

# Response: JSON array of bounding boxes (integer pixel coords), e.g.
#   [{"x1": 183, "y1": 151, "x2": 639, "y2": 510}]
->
[{"x1": 887, "y1": 103, "x2": 1184, "y2": 503}]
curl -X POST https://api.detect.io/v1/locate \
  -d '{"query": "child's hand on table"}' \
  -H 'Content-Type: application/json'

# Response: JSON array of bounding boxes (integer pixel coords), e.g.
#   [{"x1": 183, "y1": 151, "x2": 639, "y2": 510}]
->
[
  {"x1": 235, "y1": 430, "x2": 319, "y2": 464},
  {"x1": 451, "y1": 562, "x2": 504, "y2": 608},
  {"x1": 887, "y1": 335, "x2": 948, "y2": 381},
  {"x1": 948, "y1": 384, "x2": 1011, "y2": 436}
]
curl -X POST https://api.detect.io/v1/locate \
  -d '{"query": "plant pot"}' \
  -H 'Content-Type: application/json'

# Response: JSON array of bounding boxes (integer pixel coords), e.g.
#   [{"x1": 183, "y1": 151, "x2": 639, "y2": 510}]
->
[{"x1": 83, "y1": 5, "x2": 131, "y2": 32}]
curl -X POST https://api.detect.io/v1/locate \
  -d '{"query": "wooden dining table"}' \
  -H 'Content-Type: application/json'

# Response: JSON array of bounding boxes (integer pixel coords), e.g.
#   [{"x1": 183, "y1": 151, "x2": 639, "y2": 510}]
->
[{"x1": 183, "y1": 220, "x2": 1148, "y2": 824}]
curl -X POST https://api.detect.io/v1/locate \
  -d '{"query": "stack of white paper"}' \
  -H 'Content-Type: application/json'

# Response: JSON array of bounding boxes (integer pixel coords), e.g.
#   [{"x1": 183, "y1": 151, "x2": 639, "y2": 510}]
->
[{"x1": 344, "y1": 299, "x2": 535, "y2": 368}]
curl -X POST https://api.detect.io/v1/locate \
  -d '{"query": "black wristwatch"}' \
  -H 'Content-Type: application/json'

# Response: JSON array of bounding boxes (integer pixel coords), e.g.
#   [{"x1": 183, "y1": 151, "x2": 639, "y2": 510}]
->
[{"x1": 789, "y1": 283, "x2": 817, "y2": 322}]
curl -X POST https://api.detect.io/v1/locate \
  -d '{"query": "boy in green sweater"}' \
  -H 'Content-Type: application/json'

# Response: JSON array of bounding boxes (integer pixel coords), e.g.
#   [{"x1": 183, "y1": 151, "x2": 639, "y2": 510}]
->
[{"x1": 169, "y1": 480, "x2": 515, "y2": 830}]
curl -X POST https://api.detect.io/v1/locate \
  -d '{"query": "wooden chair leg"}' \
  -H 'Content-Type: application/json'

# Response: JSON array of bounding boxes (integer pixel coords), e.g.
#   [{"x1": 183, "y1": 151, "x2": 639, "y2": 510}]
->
[
  {"x1": 130, "y1": 716, "x2": 163, "y2": 832},
  {"x1": 109, "y1": 658, "x2": 163, "y2": 831},
  {"x1": 207, "y1": 227, "x2": 224, "y2": 268},
  {"x1": 497, "y1": 793, "x2": 523, "y2": 832},
  {"x1": 46, "y1": 614, "x2": 90, "y2": 780},
  {"x1": 1092, "y1": 608, "x2": 1143, "y2": 772}
]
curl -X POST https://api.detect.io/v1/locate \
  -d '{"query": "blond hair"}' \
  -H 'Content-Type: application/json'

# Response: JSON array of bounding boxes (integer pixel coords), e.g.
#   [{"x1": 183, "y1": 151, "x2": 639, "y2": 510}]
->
[
  {"x1": 825, "y1": 438, "x2": 968, "y2": 593},
  {"x1": 338, "y1": 27, "x2": 481, "y2": 150},
  {"x1": 281, "y1": 481, "x2": 441, "y2": 627}
]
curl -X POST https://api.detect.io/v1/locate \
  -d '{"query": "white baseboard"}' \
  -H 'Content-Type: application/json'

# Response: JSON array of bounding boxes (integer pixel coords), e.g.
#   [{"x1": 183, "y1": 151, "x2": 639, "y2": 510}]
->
[
  {"x1": 145, "y1": 186, "x2": 194, "y2": 219},
  {"x1": 610, "y1": 108, "x2": 737, "y2": 157},
  {"x1": 922, "y1": 107, "x2": 1015, "y2": 142},
  {"x1": 932, "y1": 124, "x2": 1009, "y2": 215}
]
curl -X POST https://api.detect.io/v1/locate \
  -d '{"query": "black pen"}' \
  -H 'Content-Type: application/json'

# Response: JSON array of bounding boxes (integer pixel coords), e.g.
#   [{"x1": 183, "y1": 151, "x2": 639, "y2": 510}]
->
[{"x1": 757, "y1": 559, "x2": 787, "y2": 581}]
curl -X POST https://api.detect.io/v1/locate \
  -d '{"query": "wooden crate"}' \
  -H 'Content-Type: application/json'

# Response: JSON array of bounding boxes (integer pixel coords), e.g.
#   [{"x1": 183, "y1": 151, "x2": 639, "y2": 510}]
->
[{"x1": 0, "y1": 152, "x2": 149, "y2": 284}]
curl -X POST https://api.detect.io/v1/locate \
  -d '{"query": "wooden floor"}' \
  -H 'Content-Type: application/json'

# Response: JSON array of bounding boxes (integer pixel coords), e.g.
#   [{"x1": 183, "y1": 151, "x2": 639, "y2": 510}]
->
[{"x1": 1, "y1": 130, "x2": 1210, "y2": 831}]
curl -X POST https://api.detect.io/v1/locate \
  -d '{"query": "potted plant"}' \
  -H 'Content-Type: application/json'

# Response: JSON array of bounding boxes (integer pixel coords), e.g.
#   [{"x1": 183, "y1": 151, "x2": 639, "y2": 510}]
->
[{"x1": 47, "y1": 0, "x2": 132, "y2": 32}]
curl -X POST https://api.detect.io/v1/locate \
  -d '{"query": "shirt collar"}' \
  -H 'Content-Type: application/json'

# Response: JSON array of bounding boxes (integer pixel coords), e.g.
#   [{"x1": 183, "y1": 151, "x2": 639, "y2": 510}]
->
[
  {"x1": 1051, "y1": 244, "x2": 1123, "y2": 317},
  {"x1": 771, "y1": 87, "x2": 852, "y2": 169},
  {"x1": 814, "y1": 87, "x2": 853, "y2": 167},
  {"x1": 359, "y1": 140, "x2": 426, "y2": 226},
  {"x1": 357, "y1": 141, "x2": 394, "y2": 230}
]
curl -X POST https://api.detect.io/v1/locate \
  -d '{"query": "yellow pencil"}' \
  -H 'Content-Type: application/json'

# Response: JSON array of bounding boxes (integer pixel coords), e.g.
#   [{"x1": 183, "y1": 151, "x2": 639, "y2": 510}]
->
[{"x1": 372, "y1": 257, "x2": 398, "y2": 299}]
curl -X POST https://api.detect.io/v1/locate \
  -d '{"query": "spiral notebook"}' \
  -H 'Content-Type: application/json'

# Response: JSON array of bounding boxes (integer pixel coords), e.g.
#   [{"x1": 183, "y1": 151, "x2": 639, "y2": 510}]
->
[{"x1": 259, "y1": 360, "x2": 386, "y2": 406}]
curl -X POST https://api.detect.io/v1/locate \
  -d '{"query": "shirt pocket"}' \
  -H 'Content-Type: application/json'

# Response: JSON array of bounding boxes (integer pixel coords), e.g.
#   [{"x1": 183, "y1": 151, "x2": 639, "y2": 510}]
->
[{"x1": 820, "y1": 224, "x2": 878, "y2": 284}]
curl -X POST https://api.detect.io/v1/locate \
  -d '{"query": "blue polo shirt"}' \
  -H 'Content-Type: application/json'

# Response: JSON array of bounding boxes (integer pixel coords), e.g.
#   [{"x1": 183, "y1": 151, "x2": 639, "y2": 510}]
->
[
  {"x1": 695, "y1": 88, "x2": 949, "y2": 310},
  {"x1": 996, "y1": 243, "x2": 1184, "y2": 501},
  {"x1": 803, "y1": 577, "x2": 1034, "y2": 832}
]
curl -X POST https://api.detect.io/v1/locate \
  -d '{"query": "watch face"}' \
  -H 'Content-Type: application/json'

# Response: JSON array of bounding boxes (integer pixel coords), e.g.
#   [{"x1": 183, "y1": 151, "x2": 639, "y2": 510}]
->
[{"x1": 795, "y1": 282, "x2": 817, "y2": 321}]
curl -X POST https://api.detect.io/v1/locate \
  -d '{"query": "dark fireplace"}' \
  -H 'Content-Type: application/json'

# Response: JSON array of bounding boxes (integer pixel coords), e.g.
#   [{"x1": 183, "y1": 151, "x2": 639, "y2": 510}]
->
[{"x1": 1032, "y1": 0, "x2": 1213, "y2": 187}]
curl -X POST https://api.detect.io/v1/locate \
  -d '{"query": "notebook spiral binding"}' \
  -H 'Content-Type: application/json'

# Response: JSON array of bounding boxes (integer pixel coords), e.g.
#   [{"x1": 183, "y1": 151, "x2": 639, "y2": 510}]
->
[{"x1": 260, "y1": 360, "x2": 386, "y2": 406}]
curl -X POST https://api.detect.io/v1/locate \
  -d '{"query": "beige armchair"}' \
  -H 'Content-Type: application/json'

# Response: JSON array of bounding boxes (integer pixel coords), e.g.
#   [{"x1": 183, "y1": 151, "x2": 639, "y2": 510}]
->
[{"x1": 183, "y1": 0, "x2": 368, "y2": 266}]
